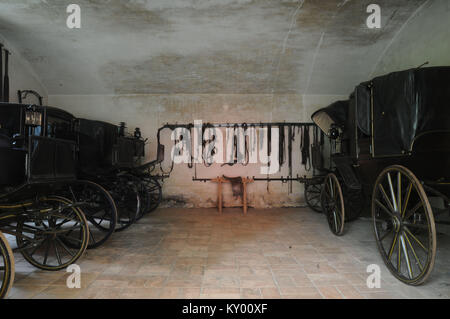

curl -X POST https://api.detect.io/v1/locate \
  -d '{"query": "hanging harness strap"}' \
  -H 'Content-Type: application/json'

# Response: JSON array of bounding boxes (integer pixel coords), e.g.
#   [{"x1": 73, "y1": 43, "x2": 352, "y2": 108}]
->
[
  {"x1": 242, "y1": 123, "x2": 249, "y2": 166},
  {"x1": 288, "y1": 125, "x2": 295, "y2": 193},
  {"x1": 279, "y1": 124, "x2": 285, "y2": 168},
  {"x1": 301, "y1": 126, "x2": 311, "y2": 171},
  {"x1": 202, "y1": 123, "x2": 216, "y2": 167}
]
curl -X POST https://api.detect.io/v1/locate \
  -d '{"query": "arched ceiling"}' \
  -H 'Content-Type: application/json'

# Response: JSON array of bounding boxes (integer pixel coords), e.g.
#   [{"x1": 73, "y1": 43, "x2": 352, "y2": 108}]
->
[{"x1": 0, "y1": 0, "x2": 444, "y2": 96}]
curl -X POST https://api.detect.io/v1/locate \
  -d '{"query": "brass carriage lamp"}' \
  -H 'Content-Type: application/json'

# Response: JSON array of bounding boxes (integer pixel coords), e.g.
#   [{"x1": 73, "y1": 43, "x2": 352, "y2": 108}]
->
[{"x1": 24, "y1": 109, "x2": 42, "y2": 126}]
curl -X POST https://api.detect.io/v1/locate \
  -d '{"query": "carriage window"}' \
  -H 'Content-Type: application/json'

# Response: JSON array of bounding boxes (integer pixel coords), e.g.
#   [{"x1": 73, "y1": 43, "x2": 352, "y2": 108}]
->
[
  {"x1": 46, "y1": 116, "x2": 75, "y2": 141},
  {"x1": 31, "y1": 126, "x2": 42, "y2": 137}
]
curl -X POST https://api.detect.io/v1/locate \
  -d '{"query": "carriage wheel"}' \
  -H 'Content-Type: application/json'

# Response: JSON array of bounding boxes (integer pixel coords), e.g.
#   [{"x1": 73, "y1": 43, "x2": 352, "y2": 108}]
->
[
  {"x1": 321, "y1": 173, "x2": 345, "y2": 236},
  {"x1": 16, "y1": 196, "x2": 89, "y2": 271},
  {"x1": 129, "y1": 175, "x2": 150, "y2": 222},
  {"x1": 135, "y1": 179, "x2": 150, "y2": 221},
  {"x1": 68, "y1": 181, "x2": 118, "y2": 249},
  {"x1": 136, "y1": 176, "x2": 162, "y2": 221},
  {"x1": 305, "y1": 181, "x2": 323, "y2": 213},
  {"x1": 68, "y1": 181, "x2": 117, "y2": 248},
  {"x1": 109, "y1": 176, "x2": 140, "y2": 232},
  {"x1": 146, "y1": 177, "x2": 163, "y2": 213},
  {"x1": 0, "y1": 231, "x2": 14, "y2": 299},
  {"x1": 372, "y1": 165, "x2": 436, "y2": 285}
]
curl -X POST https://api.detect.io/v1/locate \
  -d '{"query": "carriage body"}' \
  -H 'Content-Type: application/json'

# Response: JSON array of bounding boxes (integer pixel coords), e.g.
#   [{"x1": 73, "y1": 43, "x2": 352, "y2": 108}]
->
[
  {"x1": 312, "y1": 67, "x2": 450, "y2": 285},
  {"x1": 0, "y1": 104, "x2": 91, "y2": 295},
  {"x1": 313, "y1": 67, "x2": 450, "y2": 205},
  {"x1": 75, "y1": 118, "x2": 147, "y2": 231},
  {"x1": 75, "y1": 118, "x2": 145, "y2": 175},
  {"x1": 0, "y1": 103, "x2": 77, "y2": 195}
]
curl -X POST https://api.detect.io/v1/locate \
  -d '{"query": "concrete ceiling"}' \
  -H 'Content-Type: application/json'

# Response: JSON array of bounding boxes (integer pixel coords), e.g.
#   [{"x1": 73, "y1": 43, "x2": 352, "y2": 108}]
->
[{"x1": 0, "y1": 0, "x2": 438, "y2": 95}]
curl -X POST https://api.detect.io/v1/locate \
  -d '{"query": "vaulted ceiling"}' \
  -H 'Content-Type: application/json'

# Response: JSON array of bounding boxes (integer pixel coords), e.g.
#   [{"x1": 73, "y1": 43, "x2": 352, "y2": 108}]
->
[{"x1": 0, "y1": 0, "x2": 448, "y2": 95}]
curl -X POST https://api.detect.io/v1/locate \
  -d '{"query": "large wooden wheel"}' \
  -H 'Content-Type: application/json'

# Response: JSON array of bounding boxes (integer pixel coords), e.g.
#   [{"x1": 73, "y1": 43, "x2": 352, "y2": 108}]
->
[
  {"x1": 108, "y1": 176, "x2": 140, "y2": 232},
  {"x1": 321, "y1": 173, "x2": 345, "y2": 236},
  {"x1": 16, "y1": 196, "x2": 89, "y2": 271},
  {"x1": 136, "y1": 176, "x2": 162, "y2": 221},
  {"x1": 305, "y1": 181, "x2": 323, "y2": 213},
  {"x1": 0, "y1": 231, "x2": 14, "y2": 299},
  {"x1": 67, "y1": 181, "x2": 118, "y2": 249},
  {"x1": 372, "y1": 165, "x2": 436, "y2": 285}
]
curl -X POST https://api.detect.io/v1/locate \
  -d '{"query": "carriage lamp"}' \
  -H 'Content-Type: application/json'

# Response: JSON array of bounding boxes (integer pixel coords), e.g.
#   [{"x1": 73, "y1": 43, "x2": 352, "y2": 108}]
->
[
  {"x1": 24, "y1": 110, "x2": 42, "y2": 126},
  {"x1": 119, "y1": 122, "x2": 126, "y2": 137},
  {"x1": 329, "y1": 125, "x2": 340, "y2": 139},
  {"x1": 134, "y1": 127, "x2": 141, "y2": 139}
]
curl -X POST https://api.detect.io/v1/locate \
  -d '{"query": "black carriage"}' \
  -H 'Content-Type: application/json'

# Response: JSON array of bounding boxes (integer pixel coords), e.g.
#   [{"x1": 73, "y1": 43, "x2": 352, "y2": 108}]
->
[
  {"x1": 312, "y1": 67, "x2": 450, "y2": 285},
  {"x1": 75, "y1": 119, "x2": 162, "y2": 230},
  {"x1": 0, "y1": 103, "x2": 92, "y2": 298}
]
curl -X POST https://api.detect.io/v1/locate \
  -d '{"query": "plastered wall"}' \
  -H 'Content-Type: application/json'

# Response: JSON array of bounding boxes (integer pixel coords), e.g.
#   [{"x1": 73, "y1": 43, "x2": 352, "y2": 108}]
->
[
  {"x1": 0, "y1": 35, "x2": 47, "y2": 105},
  {"x1": 48, "y1": 93, "x2": 345, "y2": 208}
]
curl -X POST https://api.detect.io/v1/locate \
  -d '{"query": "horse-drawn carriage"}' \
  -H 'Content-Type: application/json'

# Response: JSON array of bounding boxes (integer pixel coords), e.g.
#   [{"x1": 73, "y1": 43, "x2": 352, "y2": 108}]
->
[
  {"x1": 312, "y1": 67, "x2": 450, "y2": 285},
  {"x1": 75, "y1": 119, "x2": 163, "y2": 230},
  {"x1": 0, "y1": 103, "x2": 105, "y2": 298},
  {"x1": 0, "y1": 102, "x2": 164, "y2": 298}
]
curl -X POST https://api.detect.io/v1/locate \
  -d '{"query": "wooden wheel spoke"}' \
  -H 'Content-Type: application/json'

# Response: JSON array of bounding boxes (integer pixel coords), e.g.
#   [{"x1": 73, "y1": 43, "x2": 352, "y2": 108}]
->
[
  {"x1": 326, "y1": 179, "x2": 332, "y2": 198},
  {"x1": 20, "y1": 223, "x2": 45, "y2": 233},
  {"x1": 400, "y1": 234, "x2": 413, "y2": 279},
  {"x1": 403, "y1": 222, "x2": 427, "y2": 230},
  {"x1": 402, "y1": 182, "x2": 413, "y2": 218},
  {"x1": 397, "y1": 172, "x2": 402, "y2": 214},
  {"x1": 323, "y1": 191, "x2": 333, "y2": 202},
  {"x1": 378, "y1": 184, "x2": 395, "y2": 213},
  {"x1": 379, "y1": 227, "x2": 393, "y2": 242},
  {"x1": 61, "y1": 235, "x2": 84, "y2": 245},
  {"x1": 57, "y1": 223, "x2": 82, "y2": 235},
  {"x1": 54, "y1": 240, "x2": 62, "y2": 265},
  {"x1": 27, "y1": 239, "x2": 44, "y2": 257},
  {"x1": 55, "y1": 217, "x2": 74, "y2": 228},
  {"x1": 404, "y1": 227, "x2": 428, "y2": 253},
  {"x1": 332, "y1": 180, "x2": 337, "y2": 201},
  {"x1": 375, "y1": 199, "x2": 395, "y2": 218},
  {"x1": 308, "y1": 194, "x2": 321, "y2": 200},
  {"x1": 388, "y1": 232, "x2": 399, "y2": 260},
  {"x1": 386, "y1": 172, "x2": 398, "y2": 212},
  {"x1": 43, "y1": 238, "x2": 51, "y2": 266},
  {"x1": 89, "y1": 229, "x2": 96, "y2": 243},
  {"x1": 333, "y1": 210, "x2": 339, "y2": 233},
  {"x1": 404, "y1": 202, "x2": 423, "y2": 221},
  {"x1": 56, "y1": 237, "x2": 75, "y2": 257},
  {"x1": 404, "y1": 232, "x2": 423, "y2": 271}
]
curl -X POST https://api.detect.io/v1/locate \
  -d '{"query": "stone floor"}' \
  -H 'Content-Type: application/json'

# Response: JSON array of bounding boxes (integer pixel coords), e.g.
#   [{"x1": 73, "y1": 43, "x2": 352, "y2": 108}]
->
[{"x1": 5, "y1": 207, "x2": 450, "y2": 299}]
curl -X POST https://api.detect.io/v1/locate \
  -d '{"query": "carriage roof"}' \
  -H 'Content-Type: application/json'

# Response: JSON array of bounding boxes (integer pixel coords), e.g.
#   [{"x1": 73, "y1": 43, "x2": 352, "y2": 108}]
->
[
  {"x1": 311, "y1": 100, "x2": 349, "y2": 136},
  {"x1": 0, "y1": 103, "x2": 75, "y2": 118},
  {"x1": 312, "y1": 66, "x2": 450, "y2": 156}
]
